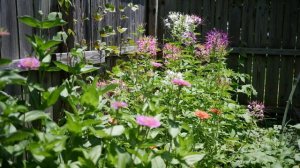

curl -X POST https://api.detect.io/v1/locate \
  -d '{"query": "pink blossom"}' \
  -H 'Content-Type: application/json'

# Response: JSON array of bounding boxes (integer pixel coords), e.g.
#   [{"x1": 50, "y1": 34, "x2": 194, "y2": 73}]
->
[
  {"x1": 151, "y1": 62, "x2": 163, "y2": 68},
  {"x1": 136, "y1": 115, "x2": 161, "y2": 128},
  {"x1": 182, "y1": 32, "x2": 197, "y2": 45},
  {"x1": 136, "y1": 36, "x2": 158, "y2": 56},
  {"x1": 190, "y1": 15, "x2": 203, "y2": 25},
  {"x1": 18, "y1": 57, "x2": 40, "y2": 70},
  {"x1": 163, "y1": 43, "x2": 181, "y2": 60},
  {"x1": 205, "y1": 29, "x2": 229, "y2": 52},
  {"x1": 172, "y1": 78, "x2": 191, "y2": 87},
  {"x1": 111, "y1": 101, "x2": 128, "y2": 110},
  {"x1": 97, "y1": 81, "x2": 108, "y2": 87},
  {"x1": 0, "y1": 31, "x2": 10, "y2": 36}
]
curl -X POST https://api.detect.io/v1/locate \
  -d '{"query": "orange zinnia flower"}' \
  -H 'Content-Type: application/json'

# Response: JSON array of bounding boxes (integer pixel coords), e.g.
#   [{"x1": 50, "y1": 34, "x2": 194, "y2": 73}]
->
[
  {"x1": 210, "y1": 108, "x2": 221, "y2": 115},
  {"x1": 194, "y1": 110, "x2": 210, "y2": 119}
]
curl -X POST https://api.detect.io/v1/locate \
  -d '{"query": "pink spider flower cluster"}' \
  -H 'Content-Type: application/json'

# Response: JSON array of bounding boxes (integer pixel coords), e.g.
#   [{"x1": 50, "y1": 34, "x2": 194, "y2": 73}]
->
[
  {"x1": 205, "y1": 29, "x2": 229, "y2": 52},
  {"x1": 190, "y1": 15, "x2": 203, "y2": 25},
  {"x1": 136, "y1": 115, "x2": 161, "y2": 128},
  {"x1": 247, "y1": 101, "x2": 265, "y2": 121},
  {"x1": 18, "y1": 57, "x2": 40, "y2": 70},
  {"x1": 172, "y1": 78, "x2": 191, "y2": 87},
  {"x1": 163, "y1": 43, "x2": 181, "y2": 60},
  {"x1": 136, "y1": 36, "x2": 158, "y2": 56}
]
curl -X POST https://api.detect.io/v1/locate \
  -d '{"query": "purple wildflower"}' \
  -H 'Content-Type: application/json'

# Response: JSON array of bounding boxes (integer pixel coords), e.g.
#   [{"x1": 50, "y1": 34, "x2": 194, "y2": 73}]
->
[
  {"x1": 111, "y1": 101, "x2": 128, "y2": 110},
  {"x1": 172, "y1": 78, "x2": 191, "y2": 87},
  {"x1": 205, "y1": 29, "x2": 229, "y2": 52},
  {"x1": 136, "y1": 115, "x2": 161, "y2": 128},
  {"x1": 247, "y1": 101, "x2": 265, "y2": 120},
  {"x1": 190, "y1": 15, "x2": 203, "y2": 25},
  {"x1": 182, "y1": 32, "x2": 196, "y2": 46},
  {"x1": 136, "y1": 36, "x2": 158, "y2": 56},
  {"x1": 163, "y1": 43, "x2": 181, "y2": 60},
  {"x1": 18, "y1": 57, "x2": 40, "y2": 70},
  {"x1": 151, "y1": 62, "x2": 163, "y2": 68}
]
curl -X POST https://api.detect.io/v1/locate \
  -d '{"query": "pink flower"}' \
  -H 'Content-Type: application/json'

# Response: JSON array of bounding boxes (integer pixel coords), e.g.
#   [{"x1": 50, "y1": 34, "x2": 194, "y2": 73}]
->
[
  {"x1": 190, "y1": 15, "x2": 203, "y2": 25},
  {"x1": 111, "y1": 101, "x2": 128, "y2": 110},
  {"x1": 182, "y1": 32, "x2": 197, "y2": 45},
  {"x1": 18, "y1": 57, "x2": 40, "y2": 70},
  {"x1": 205, "y1": 29, "x2": 229, "y2": 52},
  {"x1": 97, "y1": 81, "x2": 108, "y2": 87},
  {"x1": 151, "y1": 62, "x2": 163, "y2": 68},
  {"x1": 171, "y1": 78, "x2": 191, "y2": 87},
  {"x1": 136, "y1": 36, "x2": 158, "y2": 56},
  {"x1": 136, "y1": 115, "x2": 161, "y2": 128},
  {"x1": 0, "y1": 31, "x2": 10, "y2": 36},
  {"x1": 163, "y1": 43, "x2": 181, "y2": 60}
]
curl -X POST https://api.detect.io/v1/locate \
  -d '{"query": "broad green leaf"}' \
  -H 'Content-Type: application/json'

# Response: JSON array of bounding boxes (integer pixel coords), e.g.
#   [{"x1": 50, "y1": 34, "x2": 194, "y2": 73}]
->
[
  {"x1": 104, "y1": 125, "x2": 125, "y2": 136},
  {"x1": 81, "y1": 85, "x2": 99, "y2": 107},
  {"x1": 80, "y1": 65, "x2": 98, "y2": 74},
  {"x1": 169, "y1": 127, "x2": 180, "y2": 138},
  {"x1": 151, "y1": 156, "x2": 166, "y2": 168},
  {"x1": 41, "y1": 40, "x2": 61, "y2": 51},
  {"x1": 54, "y1": 61, "x2": 72, "y2": 73},
  {"x1": 19, "y1": 16, "x2": 41, "y2": 28},
  {"x1": 89, "y1": 145, "x2": 102, "y2": 165},
  {"x1": 19, "y1": 110, "x2": 50, "y2": 122},
  {"x1": 117, "y1": 26, "x2": 127, "y2": 34},
  {"x1": 99, "y1": 84, "x2": 118, "y2": 95},
  {"x1": 183, "y1": 153, "x2": 205, "y2": 165},
  {"x1": 3, "y1": 131, "x2": 33, "y2": 144},
  {"x1": 42, "y1": 54, "x2": 51, "y2": 63}
]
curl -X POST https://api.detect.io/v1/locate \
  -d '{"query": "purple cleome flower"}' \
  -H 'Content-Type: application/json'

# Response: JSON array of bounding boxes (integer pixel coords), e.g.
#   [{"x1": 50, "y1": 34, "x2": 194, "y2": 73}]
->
[
  {"x1": 137, "y1": 36, "x2": 158, "y2": 56},
  {"x1": 18, "y1": 57, "x2": 40, "y2": 70},
  {"x1": 205, "y1": 29, "x2": 229, "y2": 52},
  {"x1": 172, "y1": 78, "x2": 191, "y2": 87},
  {"x1": 136, "y1": 115, "x2": 161, "y2": 128},
  {"x1": 111, "y1": 101, "x2": 128, "y2": 110},
  {"x1": 190, "y1": 15, "x2": 203, "y2": 25}
]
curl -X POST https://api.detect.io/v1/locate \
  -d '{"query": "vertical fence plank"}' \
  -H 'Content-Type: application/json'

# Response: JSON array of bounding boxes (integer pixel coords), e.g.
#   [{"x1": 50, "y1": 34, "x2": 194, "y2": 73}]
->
[
  {"x1": 0, "y1": 0, "x2": 20, "y2": 60},
  {"x1": 215, "y1": 0, "x2": 228, "y2": 31},
  {"x1": 251, "y1": 0, "x2": 269, "y2": 102},
  {"x1": 202, "y1": 0, "x2": 216, "y2": 35},
  {"x1": 278, "y1": 0, "x2": 298, "y2": 107},
  {"x1": 265, "y1": 0, "x2": 283, "y2": 107}
]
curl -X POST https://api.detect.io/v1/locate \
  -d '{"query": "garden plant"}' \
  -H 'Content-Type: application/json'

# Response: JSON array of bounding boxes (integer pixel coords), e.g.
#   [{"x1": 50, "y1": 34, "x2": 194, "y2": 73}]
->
[{"x1": 0, "y1": 3, "x2": 300, "y2": 168}]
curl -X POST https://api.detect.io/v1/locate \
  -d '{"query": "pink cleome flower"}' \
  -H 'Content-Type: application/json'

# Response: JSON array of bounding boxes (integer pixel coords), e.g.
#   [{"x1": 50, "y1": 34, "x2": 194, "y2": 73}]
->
[
  {"x1": 18, "y1": 57, "x2": 40, "y2": 70},
  {"x1": 190, "y1": 15, "x2": 203, "y2": 25},
  {"x1": 151, "y1": 62, "x2": 163, "y2": 68},
  {"x1": 171, "y1": 78, "x2": 191, "y2": 87},
  {"x1": 163, "y1": 43, "x2": 181, "y2": 60},
  {"x1": 111, "y1": 101, "x2": 128, "y2": 110},
  {"x1": 136, "y1": 36, "x2": 158, "y2": 56},
  {"x1": 136, "y1": 115, "x2": 161, "y2": 128},
  {"x1": 205, "y1": 28, "x2": 229, "y2": 52}
]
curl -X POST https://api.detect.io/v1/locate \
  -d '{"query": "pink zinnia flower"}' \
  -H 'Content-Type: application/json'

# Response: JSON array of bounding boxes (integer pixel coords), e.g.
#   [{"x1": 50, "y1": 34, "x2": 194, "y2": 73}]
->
[
  {"x1": 18, "y1": 57, "x2": 40, "y2": 70},
  {"x1": 136, "y1": 115, "x2": 161, "y2": 128},
  {"x1": 171, "y1": 78, "x2": 191, "y2": 87},
  {"x1": 136, "y1": 36, "x2": 158, "y2": 56},
  {"x1": 195, "y1": 110, "x2": 211, "y2": 120},
  {"x1": 151, "y1": 62, "x2": 162, "y2": 68},
  {"x1": 111, "y1": 101, "x2": 128, "y2": 110}
]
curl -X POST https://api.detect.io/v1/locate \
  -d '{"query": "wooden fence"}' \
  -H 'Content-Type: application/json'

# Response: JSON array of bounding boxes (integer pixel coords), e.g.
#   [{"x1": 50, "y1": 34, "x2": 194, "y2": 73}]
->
[{"x1": 1, "y1": 0, "x2": 300, "y2": 116}]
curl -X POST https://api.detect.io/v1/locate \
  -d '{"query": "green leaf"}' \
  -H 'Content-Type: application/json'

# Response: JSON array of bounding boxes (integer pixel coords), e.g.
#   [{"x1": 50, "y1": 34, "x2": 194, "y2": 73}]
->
[
  {"x1": 117, "y1": 26, "x2": 127, "y2": 34},
  {"x1": 41, "y1": 40, "x2": 61, "y2": 51},
  {"x1": 105, "y1": 3, "x2": 116, "y2": 12},
  {"x1": 169, "y1": 127, "x2": 180, "y2": 138},
  {"x1": 3, "y1": 131, "x2": 33, "y2": 144},
  {"x1": 80, "y1": 65, "x2": 98, "y2": 74},
  {"x1": 54, "y1": 61, "x2": 72, "y2": 73},
  {"x1": 42, "y1": 54, "x2": 51, "y2": 63},
  {"x1": 183, "y1": 153, "x2": 205, "y2": 166},
  {"x1": 0, "y1": 58, "x2": 11, "y2": 66},
  {"x1": 81, "y1": 85, "x2": 99, "y2": 107},
  {"x1": 19, "y1": 16, "x2": 41, "y2": 28},
  {"x1": 99, "y1": 84, "x2": 118, "y2": 95},
  {"x1": 104, "y1": 125, "x2": 125, "y2": 136},
  {"x1": 151, "y1": 156, "x2": 166, "y2": 168},
  {"x1": 19, "y1": 110, "x2": 50, "y2": 122},
  {"x1": 89, "y1": 145, "x2": 102, "y2": 165},
  {"x1": 128, "y1": 3, "x2": 139, "y2": 11},
  {"x1": 43, "y1": 86, "x2": 64, "y2": 108}
]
